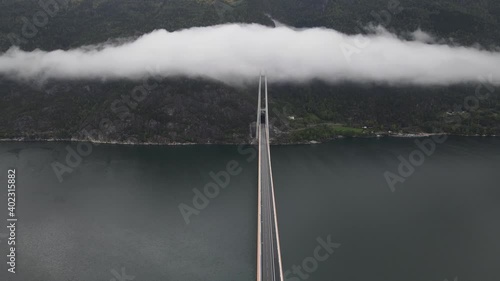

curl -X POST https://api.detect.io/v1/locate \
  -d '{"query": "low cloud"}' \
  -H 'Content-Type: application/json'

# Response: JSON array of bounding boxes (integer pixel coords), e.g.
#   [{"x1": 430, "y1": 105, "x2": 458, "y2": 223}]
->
[
  {"x1": 410, "y1": 28, "x2": 435, "y2": 43},
  {"x1": 0, "y1": 23, "x2": 499, "y2": 86}
]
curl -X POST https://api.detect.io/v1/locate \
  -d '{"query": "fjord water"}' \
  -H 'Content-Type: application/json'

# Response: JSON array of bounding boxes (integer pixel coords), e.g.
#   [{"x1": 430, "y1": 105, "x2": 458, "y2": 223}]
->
[{"x1": 0, "y1": 137, "x2": 499, "y2": 281}]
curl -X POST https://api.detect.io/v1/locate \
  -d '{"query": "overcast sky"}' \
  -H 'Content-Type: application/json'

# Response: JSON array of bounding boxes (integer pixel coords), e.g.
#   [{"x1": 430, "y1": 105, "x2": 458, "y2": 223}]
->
[{"x1": 0, "y1": 23, "x2": 499, "y2": 85}]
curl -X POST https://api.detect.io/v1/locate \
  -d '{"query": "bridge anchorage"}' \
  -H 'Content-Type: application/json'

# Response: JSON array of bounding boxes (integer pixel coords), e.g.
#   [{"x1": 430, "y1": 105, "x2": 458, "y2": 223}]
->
[{"x1": 256, "y1": 75, "x2": 284, "y2": 281}]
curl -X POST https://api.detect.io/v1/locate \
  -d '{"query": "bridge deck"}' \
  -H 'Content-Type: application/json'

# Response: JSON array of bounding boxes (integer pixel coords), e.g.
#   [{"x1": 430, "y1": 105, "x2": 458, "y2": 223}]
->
[{"x1": 257, "y1": 75, "x2": 283, "y2": 281}]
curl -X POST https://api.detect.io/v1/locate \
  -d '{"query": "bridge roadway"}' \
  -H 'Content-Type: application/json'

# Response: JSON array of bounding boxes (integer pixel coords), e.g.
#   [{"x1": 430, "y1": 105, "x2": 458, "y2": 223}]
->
[{"x1": 257, "y1": 75, "x2": 284, "y2": 281}]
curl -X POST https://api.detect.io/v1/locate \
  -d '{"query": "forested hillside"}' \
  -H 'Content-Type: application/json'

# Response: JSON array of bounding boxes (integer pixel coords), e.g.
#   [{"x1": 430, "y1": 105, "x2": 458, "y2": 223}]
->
[
  {"x1": 0, "y1": 0, "x2": 499, "y2": 144},
  {"x1": 270, "y1": 0, "x2": 500, "y2": 47}
]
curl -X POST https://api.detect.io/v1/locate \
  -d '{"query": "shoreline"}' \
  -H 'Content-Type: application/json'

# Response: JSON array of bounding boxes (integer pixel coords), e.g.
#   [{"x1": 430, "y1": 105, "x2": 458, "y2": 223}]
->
[
  {"x1": 0, "y1": 137, "x2": 253, "y2": 146},
  {"x1": 0, "y1": 133, "x2": 498, "y2": 146}
]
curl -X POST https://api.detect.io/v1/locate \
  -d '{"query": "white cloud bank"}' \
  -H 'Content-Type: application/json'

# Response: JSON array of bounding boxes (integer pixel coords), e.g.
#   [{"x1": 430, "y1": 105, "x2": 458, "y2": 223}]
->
[
  {"x1": 410, "y1": 28, "x2": 435, "y2": 43},
  {"x1": 0, "y1": 23, "x2": 499, "y2": 85}
]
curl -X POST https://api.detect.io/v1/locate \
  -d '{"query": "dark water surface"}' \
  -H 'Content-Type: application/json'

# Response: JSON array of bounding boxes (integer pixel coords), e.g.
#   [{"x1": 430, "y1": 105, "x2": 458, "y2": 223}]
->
[{"x1": 0, "y1": 137, "x2": 499, "y2": 281}]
